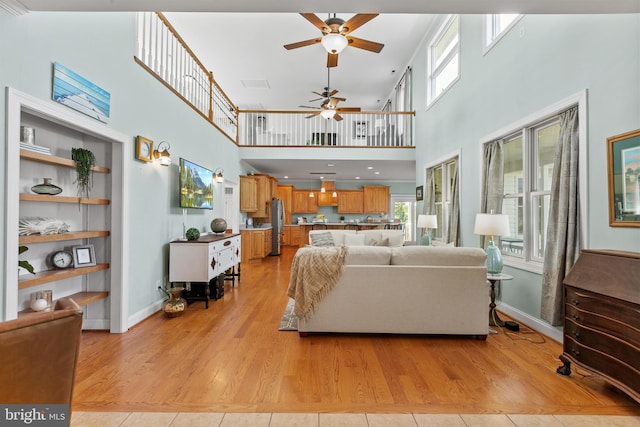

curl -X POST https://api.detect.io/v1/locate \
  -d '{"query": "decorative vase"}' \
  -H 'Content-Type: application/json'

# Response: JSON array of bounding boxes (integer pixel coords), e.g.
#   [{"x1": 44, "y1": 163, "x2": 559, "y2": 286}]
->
[
  {"x1": 210, "y1": 217, "x2": 227, "y2": 233},
  {"x1": 31, "y1": 178, "x2": 62, "y2": 195},
  {"x1": 162, "y1": 287, "x2": 187, "y2": 318}
]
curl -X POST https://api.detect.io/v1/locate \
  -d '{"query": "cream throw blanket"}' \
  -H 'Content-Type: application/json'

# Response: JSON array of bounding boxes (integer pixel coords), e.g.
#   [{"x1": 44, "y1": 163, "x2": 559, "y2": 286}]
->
[{"x1": 287, "y1": 246, "x2": 348, "y2": 321}]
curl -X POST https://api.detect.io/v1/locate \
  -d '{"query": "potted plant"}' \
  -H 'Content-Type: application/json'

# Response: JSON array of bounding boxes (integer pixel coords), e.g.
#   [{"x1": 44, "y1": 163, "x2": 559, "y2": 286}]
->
[
  {"x1": 339, "y1": 215, "x2": 345, "y2": 223},
  {"x1": 18, "y1": 245, "x2": 35, "y2": 275},
  {"x1": 71, "y1": 147, "x2": 95, "y2": 198}
]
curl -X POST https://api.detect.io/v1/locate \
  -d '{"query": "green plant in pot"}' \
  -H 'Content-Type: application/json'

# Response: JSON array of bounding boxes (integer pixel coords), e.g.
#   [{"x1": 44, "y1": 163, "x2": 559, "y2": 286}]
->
[
  {"x1": 71, "y1": 147, "x2": 95, "y2": 198},
  {"x1": 19, "y1": 245, "x2": 35, "y2": 275}
]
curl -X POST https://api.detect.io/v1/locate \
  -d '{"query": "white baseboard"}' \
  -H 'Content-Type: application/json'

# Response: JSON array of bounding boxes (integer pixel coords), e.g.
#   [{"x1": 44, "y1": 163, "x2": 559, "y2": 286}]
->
[
  {"x1": 127, "y1": 299, "x2": 163, "y2": 329},
  {"x1": 82, "y1": 319, "x2": 110, "y2": 330},
  {"x1": 497, "y1": 303, "x2": 563, "y2": 343}
]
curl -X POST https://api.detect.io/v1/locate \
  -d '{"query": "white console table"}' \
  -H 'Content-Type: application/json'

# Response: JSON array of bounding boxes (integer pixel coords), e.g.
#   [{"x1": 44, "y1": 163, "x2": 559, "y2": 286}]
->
[{"x1": 169, "y1": 233, "x2": 241, "y2": 308}]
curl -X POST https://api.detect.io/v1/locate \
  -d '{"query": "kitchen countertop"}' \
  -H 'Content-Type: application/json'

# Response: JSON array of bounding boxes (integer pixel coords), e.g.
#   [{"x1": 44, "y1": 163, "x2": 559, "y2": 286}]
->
[
  {"x1": 239, "y1": 225, "x2": 273, "y2": 230},
  {"x1": 297, "y1": 222, "x2": 402, "y2": 226}
]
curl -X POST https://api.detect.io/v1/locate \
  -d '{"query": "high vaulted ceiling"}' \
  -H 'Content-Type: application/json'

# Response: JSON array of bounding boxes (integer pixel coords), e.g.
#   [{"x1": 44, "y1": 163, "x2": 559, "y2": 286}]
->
[{"x1": 3, "y1": 0, "x2": 637, "y2": 182}]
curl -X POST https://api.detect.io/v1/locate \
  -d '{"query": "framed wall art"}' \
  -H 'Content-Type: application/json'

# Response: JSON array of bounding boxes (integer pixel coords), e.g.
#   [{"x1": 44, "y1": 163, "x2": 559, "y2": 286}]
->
[
  {"x1": 416, "y1": 185, "x2": 424, "y2": 201},
  {"x1": 607, "y1": 128, "x2": 640, "y2": 227}
]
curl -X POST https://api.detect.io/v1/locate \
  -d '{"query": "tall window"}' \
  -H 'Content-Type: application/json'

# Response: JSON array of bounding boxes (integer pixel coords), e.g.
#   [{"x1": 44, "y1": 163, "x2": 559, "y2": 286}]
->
[
  {"x1": 427, "y1": 157, "x2": 458, "y2": 243},
  {"x1": 427, "y1": 15, "x2": 459, "y2": 106},
  {"x1": 484, "y1": 14, "x2": 521, "y2": 52},
  {"x1": 500, "y1": 118, "x2": 560, "y2": 264}
]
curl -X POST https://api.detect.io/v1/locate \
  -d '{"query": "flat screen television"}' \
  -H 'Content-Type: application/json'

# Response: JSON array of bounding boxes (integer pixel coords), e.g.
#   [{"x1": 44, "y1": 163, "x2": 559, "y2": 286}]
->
[{"x1": 179, "y1": 158, "x2": 213, "y2": 209}]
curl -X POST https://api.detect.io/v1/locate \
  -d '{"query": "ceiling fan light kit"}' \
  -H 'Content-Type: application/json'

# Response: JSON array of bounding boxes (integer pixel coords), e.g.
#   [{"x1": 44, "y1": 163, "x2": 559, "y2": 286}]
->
[
  {"x1": 321, "y1": 33, "x2": 348, "y2": 54},
  {"x1": 284, "y1": 13, "x2": 384, "y2": 68},
  {"x1": 321, "y1": 109, "x2": 336, "y2": 119}
]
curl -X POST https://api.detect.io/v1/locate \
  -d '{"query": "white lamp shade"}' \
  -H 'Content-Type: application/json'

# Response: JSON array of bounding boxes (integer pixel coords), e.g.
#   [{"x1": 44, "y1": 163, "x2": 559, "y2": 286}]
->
[
  {"x1": 417, "y1": 214, "x2": 437, "y2": 229},
  {"x1": 321, "y1": 33, "x2": 348, "y2": 54},
  {"x1": 320, "y1": 109, "x2": 336, "y2": 119},
  {"x1": 474, "y1": 213, "x2": 510, "y2": 236}
]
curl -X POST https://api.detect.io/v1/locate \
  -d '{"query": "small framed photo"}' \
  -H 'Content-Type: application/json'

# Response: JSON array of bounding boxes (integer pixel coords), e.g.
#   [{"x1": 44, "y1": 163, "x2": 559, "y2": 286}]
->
[
  {"x1": 416, "y1": 185, "x2": 424, "y2": 201},
  {"x1": 353, "y1": 121, "x2": 367, "y2": 139},
  {"x1": 72, "y1": 244, "x2": 96, "y2": 268}
]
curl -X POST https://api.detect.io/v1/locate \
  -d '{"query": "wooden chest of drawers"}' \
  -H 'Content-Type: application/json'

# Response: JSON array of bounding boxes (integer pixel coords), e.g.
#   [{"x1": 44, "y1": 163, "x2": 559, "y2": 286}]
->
[{"x1": 557, "y1": 249, "x2": 640, "y2": 403}]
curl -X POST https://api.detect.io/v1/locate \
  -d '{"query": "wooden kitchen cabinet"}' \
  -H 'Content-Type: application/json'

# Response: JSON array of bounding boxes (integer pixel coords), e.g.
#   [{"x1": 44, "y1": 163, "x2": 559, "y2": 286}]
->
[
  {"x1": 240, "y1": 175, "x2": 258, "y2": 212},
  {"x1": 246, "y1": 174, "x2": 278, "y2": 219},
  {"x1": 318, "y1": 181, "x2": 338, "y2": 206},
  {"x1": 363, "y1": 185, "x2": 389, "y2": 214},
  {"x1": 337, "y1": 190, "x2": 363, "y2": 214},
  {"x1": 282, "y1": 225, "x2": 300, "y2": 246},
  {"x1": 292, "y1": 190, "x2": 318, "y2": 214},
  {"x1": 240, "y1": 228, "x2": 273, "y2": 263}
]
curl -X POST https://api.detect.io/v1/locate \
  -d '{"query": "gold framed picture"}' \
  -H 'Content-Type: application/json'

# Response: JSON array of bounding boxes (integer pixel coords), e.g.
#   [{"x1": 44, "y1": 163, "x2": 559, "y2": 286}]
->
[
  {"x1": 135, "y1": 136, "x2": 153, "y2": 162},
  {"x1": 607, "y1": 128, "x2": 640, "y2": 227}
]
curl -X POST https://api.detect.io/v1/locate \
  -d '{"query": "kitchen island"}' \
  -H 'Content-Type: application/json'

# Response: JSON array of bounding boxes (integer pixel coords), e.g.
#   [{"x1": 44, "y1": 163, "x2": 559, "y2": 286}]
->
[{"x1": 297, "y1": 222, "x2": 403, "y2": 247}]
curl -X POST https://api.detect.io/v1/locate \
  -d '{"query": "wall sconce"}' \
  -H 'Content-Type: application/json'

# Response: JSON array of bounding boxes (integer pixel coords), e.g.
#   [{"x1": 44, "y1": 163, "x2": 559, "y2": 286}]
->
[
  {"x1": 153, "y1": 141, "x2": 171, "y2": 166},
  {"x1": 214, "y1": 168, "x2": 224, "y2": 183}
]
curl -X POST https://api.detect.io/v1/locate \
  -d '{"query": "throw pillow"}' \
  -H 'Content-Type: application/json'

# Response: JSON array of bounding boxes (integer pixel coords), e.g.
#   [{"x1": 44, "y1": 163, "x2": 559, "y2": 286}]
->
[
  {"x1": 344, "y1": 233, "x2": 365, "y2": 246},
  {"x1": 309, "y1": 231, "x2": 335, "y2": 247},
  {"x1": 374, "y1": 237, "x2": 390, "y2": 246}
]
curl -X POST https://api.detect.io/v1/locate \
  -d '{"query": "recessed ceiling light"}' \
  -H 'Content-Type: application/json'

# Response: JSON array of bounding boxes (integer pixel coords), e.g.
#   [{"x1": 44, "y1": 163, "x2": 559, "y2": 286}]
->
[
  {"x1": 355, "y1": 176, "x2": 360, "y2": 180},
  {"x1": 328, "y1": 163, "x2": 334, "y2": 167},
  {"x1": 367, "y1": 166, "x2": 373, "y2": 170},
  {"x1": 283, "y1": 176, "x2": 288, "y2": 179},
  {"x1": 320, "y1": 176, "x2": 324, "y2": 180},
  {"x1": 375, "y1": 171, "x2": 380, "y2": 175}
]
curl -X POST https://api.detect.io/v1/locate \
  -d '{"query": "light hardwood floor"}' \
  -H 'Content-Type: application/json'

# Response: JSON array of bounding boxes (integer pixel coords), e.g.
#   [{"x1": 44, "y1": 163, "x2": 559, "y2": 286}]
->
[{"x1": 73, "y1": 246, "x2": 640, "y2": 416}]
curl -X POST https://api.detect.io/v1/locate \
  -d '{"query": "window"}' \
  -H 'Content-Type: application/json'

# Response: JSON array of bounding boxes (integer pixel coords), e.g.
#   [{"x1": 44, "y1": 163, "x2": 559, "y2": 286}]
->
[
  {"x1": 484, "y1": 14, "x2": 521, "y2": 53},
  {"x1": 499, "y1": 118, "x2": 561, "y2": 264},
  {"x1": 427, "y1": 156, "x2": 458, "y2": 243},
  {"x1": 390, "y1": 195, "x2": 417, "y2": 242},
  {"x1": 427, "y1": 15, "x2": 459, "y2": 106}
]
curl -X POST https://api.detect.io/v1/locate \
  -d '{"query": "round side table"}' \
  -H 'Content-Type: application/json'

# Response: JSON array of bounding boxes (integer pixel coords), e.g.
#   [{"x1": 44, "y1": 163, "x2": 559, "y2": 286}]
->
[{"x1": 487, "y1": 273, "x2": 513, "y2": 327}]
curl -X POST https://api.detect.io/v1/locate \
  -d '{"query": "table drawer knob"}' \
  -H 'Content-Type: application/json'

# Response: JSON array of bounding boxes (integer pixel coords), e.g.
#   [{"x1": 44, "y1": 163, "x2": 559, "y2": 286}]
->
[
  {"x1": 572, "y1": 349, "x2": 581, "y2": 356},
  {"x1": 572, "y1": 330, "x2": 580, "y2": 339},
  {"x1": 572, "y1": 299, "x2": 580, "y2": 305}
]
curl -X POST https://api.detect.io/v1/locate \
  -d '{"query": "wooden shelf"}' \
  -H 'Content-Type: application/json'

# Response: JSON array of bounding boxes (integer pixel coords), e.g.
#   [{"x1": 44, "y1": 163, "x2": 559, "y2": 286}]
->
[
  {"x1": 19, "y1": 263, "x2": 110, "y2": 289},
  {"x1": 20, "y1": 149, "x2": 110, "y2": 173},
  {"x1": 20, "y1": 193, "x2": 110, "y2": 205},
  {"x1": 18, "y1": 291, "x2": 109, "y2": 316},
  {"x1": 67, "y1": 291, "x2": 109, "y2": 306},
  {"x1": 19, "y1": 230, "x2": 110, "y2": 244}
]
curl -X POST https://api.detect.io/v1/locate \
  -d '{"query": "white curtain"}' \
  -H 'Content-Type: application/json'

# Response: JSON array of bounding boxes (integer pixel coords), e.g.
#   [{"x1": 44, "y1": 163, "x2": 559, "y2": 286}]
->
[{"x1": 541, "y1": 107, "x2": 580, "y2": 326}]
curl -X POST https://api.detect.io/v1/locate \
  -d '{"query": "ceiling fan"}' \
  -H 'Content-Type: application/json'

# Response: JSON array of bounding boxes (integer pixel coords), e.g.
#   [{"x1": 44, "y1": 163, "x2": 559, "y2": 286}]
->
[
  {"x1": 284, "y1": 13, "x2": 385, "y2": 68},
  {"x1": 300, "y1": 69, "x2": 360, "y2": 121}
]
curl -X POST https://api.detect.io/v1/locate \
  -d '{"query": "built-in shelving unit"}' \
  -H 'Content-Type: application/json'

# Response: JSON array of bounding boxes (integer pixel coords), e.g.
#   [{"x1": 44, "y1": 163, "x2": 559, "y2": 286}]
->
[{"x1": 5, "y1": 88, "x2": 128, "y2": 332}]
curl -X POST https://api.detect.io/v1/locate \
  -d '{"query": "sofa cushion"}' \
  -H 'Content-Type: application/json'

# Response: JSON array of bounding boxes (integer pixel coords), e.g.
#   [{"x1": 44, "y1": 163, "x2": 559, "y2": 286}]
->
[
  {"x1": 309, "y1": 231, "x2": 335, "y2": 247},
  {"x1": 390, "y1": 246, "x2": 487, "y2": 266},
  {"x1": 373, "y1": 237, "x2": 390, "y2": 246},
  {"x1": 359, "y1": 230, "x2": 383, "y2": 246},
  {"x1": 309, "y1": 230, "x2": 356, "y2": 246},
  {"x1": 380, "y1": 230, "x2": 405, "y2": 247},
  {"x1": 344, "y1": 246, "x2": 392, "y2": 265},
  {"x1": 344, "y1": 233, "x2": 366, "y2": 246}
]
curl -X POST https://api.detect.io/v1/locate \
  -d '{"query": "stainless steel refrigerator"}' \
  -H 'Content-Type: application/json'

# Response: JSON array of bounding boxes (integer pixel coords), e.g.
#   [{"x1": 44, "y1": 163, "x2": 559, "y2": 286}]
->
[{"x1": 270, "y1": 198, "x2": 284, "y2": 255}]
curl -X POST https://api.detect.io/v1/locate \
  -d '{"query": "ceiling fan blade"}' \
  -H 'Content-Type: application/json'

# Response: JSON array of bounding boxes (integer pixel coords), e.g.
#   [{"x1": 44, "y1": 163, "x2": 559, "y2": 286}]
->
[
  {"x1": 327, "y1": 53, "x2": 338, "y2": 68},
  {"x1": 333, "y1": 113, "x2": 344, "y2": 122},
  {"x1": 306, "y1": 112, "x2": 321, "y2": 119},
  {"x1": 336, "y1": 107, "x2": 361, "y2": 112},
  {"x1": 300, "y1": 13, "x2": 328, "y2": 32},
  {"x1": 299, "y1": 105, "x2": 320, "y2": 109},
  {"x1": 347, "y1": 36, "x2": 385, "y2": 53},
  {"x1": 284, "y1": 38, "x2": 322, "y2": 50},
  {"x1": 328, "y1": 89, "x2": 339, "y2": 96},
  {"x1": 330, "y1": 96, "x2": 346, "y2": 102},
  {"x1": 342, "y1": 14, "x2": 378, "y2": 34},
  {"x1": 308, "y1": 97, "x2": 324, "y2": 102}
]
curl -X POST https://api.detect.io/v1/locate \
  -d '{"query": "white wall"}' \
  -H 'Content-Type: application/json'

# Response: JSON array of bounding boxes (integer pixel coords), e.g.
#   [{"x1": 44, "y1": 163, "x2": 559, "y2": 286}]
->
[{"x1": 0, "y1": 11, "x2": 243, "y2": 323}]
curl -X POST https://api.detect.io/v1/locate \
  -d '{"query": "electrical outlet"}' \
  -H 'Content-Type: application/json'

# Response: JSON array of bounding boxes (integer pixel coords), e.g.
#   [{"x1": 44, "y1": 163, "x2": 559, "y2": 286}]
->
[{"x1": 155, "y1": 279, "x2": 162, "y2": 291}]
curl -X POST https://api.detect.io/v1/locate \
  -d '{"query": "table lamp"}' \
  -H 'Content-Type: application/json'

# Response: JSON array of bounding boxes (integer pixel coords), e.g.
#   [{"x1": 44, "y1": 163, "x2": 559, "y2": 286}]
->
[
  {"x1": 417, "y1": 214, "x2": 437, "y2": 245},
  {"x1": 473, "y1": 212, "x2": 510, "y2": 274}
]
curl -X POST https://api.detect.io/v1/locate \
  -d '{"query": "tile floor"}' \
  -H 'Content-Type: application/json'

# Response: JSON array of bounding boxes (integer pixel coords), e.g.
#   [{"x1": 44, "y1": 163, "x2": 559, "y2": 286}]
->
[{"x1": 71, "y1": 412, "x2": 640, "y2": 426}]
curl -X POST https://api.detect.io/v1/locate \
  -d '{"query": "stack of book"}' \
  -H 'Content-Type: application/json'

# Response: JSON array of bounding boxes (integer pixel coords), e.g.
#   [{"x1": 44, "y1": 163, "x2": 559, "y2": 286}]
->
[{"x1": 20, "y1": 142, "x2": 51, "y2": 155}]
